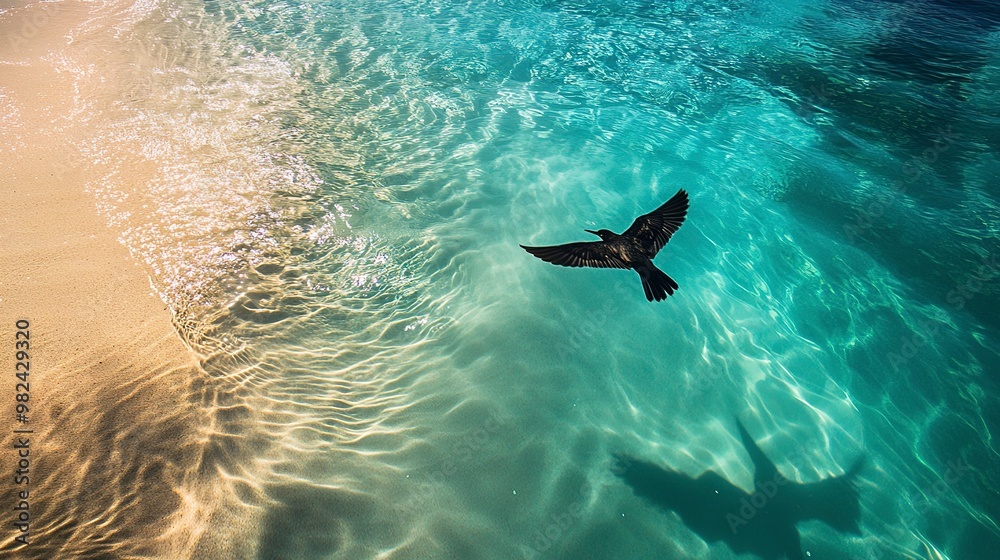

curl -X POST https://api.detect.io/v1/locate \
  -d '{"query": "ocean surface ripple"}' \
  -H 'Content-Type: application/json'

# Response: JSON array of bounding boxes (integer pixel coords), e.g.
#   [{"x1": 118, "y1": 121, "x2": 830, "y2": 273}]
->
[{"x1": 61, "y1": 0, "x2": 1000, "y2": 558}]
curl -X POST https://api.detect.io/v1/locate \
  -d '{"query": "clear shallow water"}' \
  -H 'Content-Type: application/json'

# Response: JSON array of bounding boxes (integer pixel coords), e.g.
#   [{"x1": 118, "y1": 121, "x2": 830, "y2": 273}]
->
[{"x1": 74, "y1": 0, "x2": 1000, "y2": 558}]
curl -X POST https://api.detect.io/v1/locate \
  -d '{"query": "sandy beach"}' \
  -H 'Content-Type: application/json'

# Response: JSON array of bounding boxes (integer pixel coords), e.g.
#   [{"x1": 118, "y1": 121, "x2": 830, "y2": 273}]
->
[
  {"x1": 3, "y1": 0, "x2": 998, "y2": 558},
  {"x1": 0, "y1": 2, "x2": 221, "y2": 556}
]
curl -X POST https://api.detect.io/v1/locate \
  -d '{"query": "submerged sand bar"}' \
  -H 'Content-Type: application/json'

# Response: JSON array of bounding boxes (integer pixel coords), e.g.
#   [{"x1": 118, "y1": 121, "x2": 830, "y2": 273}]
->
[{"x1": 0, "y1": 1, "x2": 216, "y2": 556}]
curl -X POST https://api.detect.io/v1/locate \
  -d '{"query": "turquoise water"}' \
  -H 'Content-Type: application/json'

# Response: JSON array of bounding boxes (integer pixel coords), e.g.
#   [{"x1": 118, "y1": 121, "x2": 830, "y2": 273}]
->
[{"x1": 85, "y1": 0, "x2": 999, "y2": 558}]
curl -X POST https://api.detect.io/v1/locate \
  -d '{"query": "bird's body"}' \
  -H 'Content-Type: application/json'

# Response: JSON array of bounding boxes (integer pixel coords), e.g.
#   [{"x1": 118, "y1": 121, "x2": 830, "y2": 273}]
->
[{"x1": 520, "y1": 189, "x2": 689, "y2": 301}]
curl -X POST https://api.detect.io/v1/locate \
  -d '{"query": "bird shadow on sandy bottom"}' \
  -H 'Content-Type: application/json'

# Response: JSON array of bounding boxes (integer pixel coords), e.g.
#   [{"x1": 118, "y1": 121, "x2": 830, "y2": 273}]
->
[{"x1": 613, "y1": 421, "x2": 863, "y2": 560}]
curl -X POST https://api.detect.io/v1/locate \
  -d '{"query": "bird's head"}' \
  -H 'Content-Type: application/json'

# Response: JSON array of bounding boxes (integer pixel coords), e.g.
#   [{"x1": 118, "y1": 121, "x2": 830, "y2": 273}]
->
[{"x1": 585, "y1": 229, "x2": 617, "y2": 241}]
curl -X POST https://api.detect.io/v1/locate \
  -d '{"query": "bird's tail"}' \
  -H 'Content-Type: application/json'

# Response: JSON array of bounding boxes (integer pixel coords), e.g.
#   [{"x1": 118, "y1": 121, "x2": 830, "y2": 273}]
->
[{"x1": 636, "y1": 263, "x2": 678, "y2": 301}]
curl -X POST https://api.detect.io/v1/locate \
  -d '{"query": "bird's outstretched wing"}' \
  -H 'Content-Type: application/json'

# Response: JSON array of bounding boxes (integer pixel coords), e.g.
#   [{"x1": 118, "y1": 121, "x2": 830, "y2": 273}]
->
[
  {"x1": 520, "y1": 242, "x2": 630, "y2": 269},
  {"x1": 623, "y1": 189, "x2": 689, "y2": 255}
]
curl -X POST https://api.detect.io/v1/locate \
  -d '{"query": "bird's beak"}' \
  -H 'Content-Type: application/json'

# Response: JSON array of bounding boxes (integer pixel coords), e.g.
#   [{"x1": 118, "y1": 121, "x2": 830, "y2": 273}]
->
[{"x1": 585, "y1": 229, "x2": 599, "y2": 236}]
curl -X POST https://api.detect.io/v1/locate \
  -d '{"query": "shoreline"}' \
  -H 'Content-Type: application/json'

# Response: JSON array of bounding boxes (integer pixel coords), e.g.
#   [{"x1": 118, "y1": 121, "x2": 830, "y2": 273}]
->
[{"x1": 0, "y1": 1, "x2": 224, "y2": 556}]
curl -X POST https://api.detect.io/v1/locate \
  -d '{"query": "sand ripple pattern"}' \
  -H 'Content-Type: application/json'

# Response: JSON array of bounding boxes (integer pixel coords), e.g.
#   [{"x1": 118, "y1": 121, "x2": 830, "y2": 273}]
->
[{"x1": 44, "y1": 0, "x2": 1000, "y2": 558}]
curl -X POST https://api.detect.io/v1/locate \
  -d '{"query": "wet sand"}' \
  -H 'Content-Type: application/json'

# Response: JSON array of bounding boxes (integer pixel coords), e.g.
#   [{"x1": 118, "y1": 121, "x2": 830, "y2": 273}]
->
[{"x1": 0, "y1": 2, "x2": 220, "y2": 556}]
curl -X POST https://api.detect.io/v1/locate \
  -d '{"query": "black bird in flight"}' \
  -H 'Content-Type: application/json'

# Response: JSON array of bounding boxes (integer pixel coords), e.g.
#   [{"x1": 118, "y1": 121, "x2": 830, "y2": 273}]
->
[{"x1": 520, "y1": 189, "x2": 689, "y2": 301}]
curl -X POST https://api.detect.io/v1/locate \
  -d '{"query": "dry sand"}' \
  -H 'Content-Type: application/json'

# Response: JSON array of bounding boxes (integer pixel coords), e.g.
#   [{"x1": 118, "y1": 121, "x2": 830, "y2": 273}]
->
[{"x1": 0, "y1": 1, "x2": 226, "y2": 557}]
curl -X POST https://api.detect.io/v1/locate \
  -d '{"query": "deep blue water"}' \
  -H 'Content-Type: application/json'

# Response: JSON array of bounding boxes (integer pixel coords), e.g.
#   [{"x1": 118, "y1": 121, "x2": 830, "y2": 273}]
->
[{"x1": 87, "y1": 0, "x2": 1000, "y2": 558}]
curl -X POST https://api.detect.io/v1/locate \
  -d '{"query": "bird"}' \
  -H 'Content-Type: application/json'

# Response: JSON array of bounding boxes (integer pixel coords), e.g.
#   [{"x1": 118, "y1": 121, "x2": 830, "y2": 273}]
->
[{"x1": 520, "y1": 189, "x2": 689, "y2": 301}]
